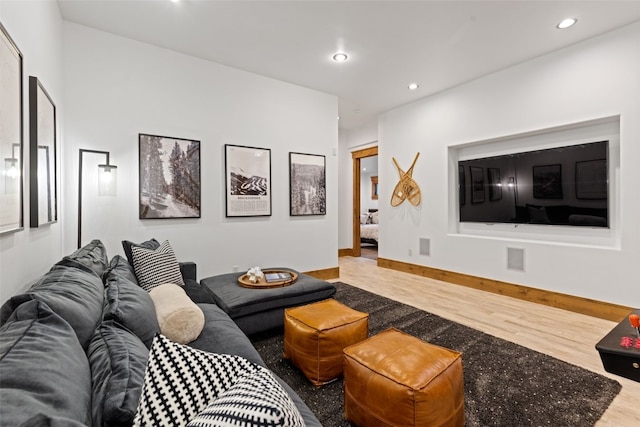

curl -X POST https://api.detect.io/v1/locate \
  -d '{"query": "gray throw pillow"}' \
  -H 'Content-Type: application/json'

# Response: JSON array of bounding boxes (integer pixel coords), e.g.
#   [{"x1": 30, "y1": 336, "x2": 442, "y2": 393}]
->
[
  {"x1": 62, "y1": 239, "x2": 110, "y2": 277},
  {"x1": 88, "y1": 320, "x2": 149, "y2": 427},
  {"x1": 122, "y1": 238, "x2": 160, "y2": 266},
  {"x1": 103, "y1": 255, "x2": 159, "y2": 348},
  {"x1": 0, "y1": 263, "x2": 104, "y2": 349},
  {"x1": 0, "y1": 300, "x2": 92, "y2": 426}
]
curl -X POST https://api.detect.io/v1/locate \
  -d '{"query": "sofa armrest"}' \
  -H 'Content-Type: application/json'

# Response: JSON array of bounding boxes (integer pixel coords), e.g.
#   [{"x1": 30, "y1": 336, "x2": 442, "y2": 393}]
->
[{"x1": 179, "y1": 262, "x2": 197, "y2": 282}]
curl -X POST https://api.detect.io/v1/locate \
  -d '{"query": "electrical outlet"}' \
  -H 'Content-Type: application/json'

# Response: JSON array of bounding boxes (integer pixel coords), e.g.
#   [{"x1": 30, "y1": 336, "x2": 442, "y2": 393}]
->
[
  {"x1": 232, "y1": 265, "x2": 239, "y2": 272},
  {"x1": 408, "y1": 249, "x2": 412, "y2": 256}
]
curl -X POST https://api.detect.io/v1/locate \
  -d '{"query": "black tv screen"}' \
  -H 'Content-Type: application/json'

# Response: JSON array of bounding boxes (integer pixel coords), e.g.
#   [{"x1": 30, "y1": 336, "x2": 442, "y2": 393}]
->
[{"x1": 458, "y1": 141, "x2": 608, "y2": 227}]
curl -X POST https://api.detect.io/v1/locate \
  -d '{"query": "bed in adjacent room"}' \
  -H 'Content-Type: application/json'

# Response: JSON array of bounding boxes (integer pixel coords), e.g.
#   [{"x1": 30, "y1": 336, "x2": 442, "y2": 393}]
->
[{"x1": 360, "y1": 209, "x2": 378, "y2": 245}]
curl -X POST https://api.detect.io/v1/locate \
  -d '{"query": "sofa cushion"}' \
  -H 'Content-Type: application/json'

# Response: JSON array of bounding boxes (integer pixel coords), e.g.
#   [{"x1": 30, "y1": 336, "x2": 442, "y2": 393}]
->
[
  {"x1": 0, "y1": 300, "x2": 92, "y2": 425},
  {"x1": 103, "y1": 255, "x2": 159, "y2": 348},
  {"x1": 149, "y1": 283, "x2": 204, "y2": 344},
  {"x1": 188, "y1": 303, "x2": 266, "y2": 366},
  {"x1": 19, "y1": 413, "x2": 88, "y2": 426},
  {"x1": 122, "y1": 238, "x2": 160, "y2": 266},
  {"x1": 103, "y1": 253, "x2": 139, "y2": 285},
  {"x1": 0, "y1": 263, "x2": 104, "y2": 350},
  {"x1": 88, "y1": 320, "x2": 149, "y2": 427},
  {"x1": 61, "y1": 239, "x2": 110, "y2": 277},
  {"x1": 131, "y1": 240, "x2": 185, "y2": 291},
  {"x1": 187, "y1": 364, "x2": 304, "y2": 427},
  {"x1": 133, "y1": 334, "x2": 259, "y2": 426}
]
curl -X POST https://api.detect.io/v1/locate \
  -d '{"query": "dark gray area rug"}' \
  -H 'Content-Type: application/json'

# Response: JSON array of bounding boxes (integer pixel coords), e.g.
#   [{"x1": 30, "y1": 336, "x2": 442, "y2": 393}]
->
[{"x1": 250, "y1": 282, "x2": 621, "y2": 427}]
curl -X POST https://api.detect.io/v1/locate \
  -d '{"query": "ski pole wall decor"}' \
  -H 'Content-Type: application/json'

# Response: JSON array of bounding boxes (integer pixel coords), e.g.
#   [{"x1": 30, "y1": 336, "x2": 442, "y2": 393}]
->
[{"x1": 390, "y1": 152, "x2": 421, "y2": 207}]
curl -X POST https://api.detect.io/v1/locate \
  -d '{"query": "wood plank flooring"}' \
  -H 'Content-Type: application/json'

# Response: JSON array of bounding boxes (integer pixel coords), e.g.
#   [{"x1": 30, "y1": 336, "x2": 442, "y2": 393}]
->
[{"x1": 334, "y1": 255, "x2": 640, "y2": 426}]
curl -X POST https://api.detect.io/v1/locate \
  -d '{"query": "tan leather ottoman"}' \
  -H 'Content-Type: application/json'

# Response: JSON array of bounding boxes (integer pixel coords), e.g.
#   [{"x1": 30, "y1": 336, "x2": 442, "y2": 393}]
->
[
  {"x1": 343, "y1": 328, "x2": 464, "y2": 427},
  {"x1": 284, "y1": 299, "x2": 368, "y2": 386}
]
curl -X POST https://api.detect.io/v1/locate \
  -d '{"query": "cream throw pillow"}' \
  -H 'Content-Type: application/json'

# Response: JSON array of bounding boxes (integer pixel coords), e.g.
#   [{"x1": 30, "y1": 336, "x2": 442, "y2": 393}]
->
[{"x1": 148, "y1": 283, "x2": 204, "y2": 344}]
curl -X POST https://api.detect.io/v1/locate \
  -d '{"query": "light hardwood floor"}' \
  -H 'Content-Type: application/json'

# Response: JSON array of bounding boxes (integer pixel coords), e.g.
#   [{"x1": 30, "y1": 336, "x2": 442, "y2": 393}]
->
[{"x1": 334, "y1": 255, "x2": 640, "y2": 426}]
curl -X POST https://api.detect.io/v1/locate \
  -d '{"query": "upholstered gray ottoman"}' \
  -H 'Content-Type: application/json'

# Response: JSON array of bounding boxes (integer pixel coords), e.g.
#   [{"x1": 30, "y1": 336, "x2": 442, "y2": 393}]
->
[{"x1": 199, "y1": 269, "x2": 336, "y2": 336}]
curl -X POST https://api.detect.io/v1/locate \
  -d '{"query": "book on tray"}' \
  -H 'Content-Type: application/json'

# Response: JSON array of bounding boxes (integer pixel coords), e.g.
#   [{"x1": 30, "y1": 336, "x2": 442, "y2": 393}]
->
[{"x1": 265, "y1": 272, "x2": 292, "y2": 282}]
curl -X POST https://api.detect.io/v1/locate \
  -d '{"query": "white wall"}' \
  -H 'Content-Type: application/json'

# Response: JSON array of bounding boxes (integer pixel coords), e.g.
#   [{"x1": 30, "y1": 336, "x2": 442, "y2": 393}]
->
[
  {"x1": 378, "y1": 22, "x2": 640, "y2": 307},
  {"x1": 0, "y1": 1, "x2": 65, "y2": 302},
  {"x1": 61, "y1": 23, "x2": 339, "y2": 281}
]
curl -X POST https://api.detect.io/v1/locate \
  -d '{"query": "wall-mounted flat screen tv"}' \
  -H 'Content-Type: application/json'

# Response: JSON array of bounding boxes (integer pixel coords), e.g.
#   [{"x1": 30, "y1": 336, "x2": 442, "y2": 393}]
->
[{"x1": 458, "y1": 141, "x2": 608, "y2": 227}]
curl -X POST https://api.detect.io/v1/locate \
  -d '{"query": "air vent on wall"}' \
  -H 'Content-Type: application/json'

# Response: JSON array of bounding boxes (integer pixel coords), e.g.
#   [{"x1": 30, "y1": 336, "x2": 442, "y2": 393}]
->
[
  {"x1": 507, "y1": 247, "x2": 525, "y2": 271},
  {"x1": 419, "y1": 238, "x2": 430, "y2": 256}
]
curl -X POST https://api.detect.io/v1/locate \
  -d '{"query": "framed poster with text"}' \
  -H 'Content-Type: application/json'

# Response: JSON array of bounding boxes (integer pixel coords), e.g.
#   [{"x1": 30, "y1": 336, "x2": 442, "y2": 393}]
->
[{"x1": 225, "y1": 144, "x2": 271, "y2": 217}]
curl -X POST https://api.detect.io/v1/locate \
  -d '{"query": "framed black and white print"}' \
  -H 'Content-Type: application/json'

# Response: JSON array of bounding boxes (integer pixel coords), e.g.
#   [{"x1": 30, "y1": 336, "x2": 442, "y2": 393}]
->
[
  {"x1": 533, "y1": 164, "x2": 563, "y2": 199},
  {"x1": 0, "y1": 23, "x2": 24, "y2": 235},
  {"x1": 470, "y1": 166, "x2": 485, "y2": 204},
  {"x1": 488, "y1": 167, "x2": 502, "y2": 201},
  {"x1": 225, "y1": 144, "x2": 271, "y2": 217},
  {"x1": 29, "y1": 76, "x2": 57, "y2": 227},
  {"x1": 289, "y1": 152, "x2": 326, "y2": 216},
  {"x1": 139, "y1": 133, "x2": 201, "y2": 219}
]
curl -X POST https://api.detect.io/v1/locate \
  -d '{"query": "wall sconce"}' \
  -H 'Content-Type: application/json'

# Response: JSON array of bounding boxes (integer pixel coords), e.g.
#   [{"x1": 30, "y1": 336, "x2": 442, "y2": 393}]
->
[
  {"x1": 507, "y1": 177, "x2": 515, "y2": 189},
  {"x1": 78, "y1": 149, "x2": 117, "y2": 248},
  {"x1": 4, "y1": 143, "x2": 21, "y2": 194}
]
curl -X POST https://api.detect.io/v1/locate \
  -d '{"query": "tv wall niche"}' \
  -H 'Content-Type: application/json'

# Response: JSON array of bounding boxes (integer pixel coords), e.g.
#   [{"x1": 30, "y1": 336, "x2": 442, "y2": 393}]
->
[{"x1": 459, "y1": 141, "x2": 609, "y2": 228}]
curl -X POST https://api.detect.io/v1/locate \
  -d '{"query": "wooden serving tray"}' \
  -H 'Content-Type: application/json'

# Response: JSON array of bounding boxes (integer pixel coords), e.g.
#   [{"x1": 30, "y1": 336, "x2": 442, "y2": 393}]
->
[{"x1": 237, "y1": 269, "x2": 298, "y2": 289}]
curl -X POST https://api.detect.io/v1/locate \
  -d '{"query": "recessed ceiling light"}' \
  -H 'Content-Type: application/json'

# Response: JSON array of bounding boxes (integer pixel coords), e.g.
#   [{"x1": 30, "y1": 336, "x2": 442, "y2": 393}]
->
[
  {"x1": 332, "y1": 52, "x2": 348, "y2": 62},
  {"x1": 170, "y1": 0, "x2": 181, "y2": 3},
  {"x1": 557, "y1": 18, "x2": 577, "y2": 29},
  {"x1": 408, "y1": 83, "x2": 419, "y2": 90}
]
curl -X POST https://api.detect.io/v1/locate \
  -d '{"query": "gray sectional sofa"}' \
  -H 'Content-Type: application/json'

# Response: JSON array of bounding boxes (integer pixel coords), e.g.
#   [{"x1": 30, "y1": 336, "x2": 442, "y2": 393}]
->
[{"x1": 0, "y1": 239, "x2": 323, "y2": 426}]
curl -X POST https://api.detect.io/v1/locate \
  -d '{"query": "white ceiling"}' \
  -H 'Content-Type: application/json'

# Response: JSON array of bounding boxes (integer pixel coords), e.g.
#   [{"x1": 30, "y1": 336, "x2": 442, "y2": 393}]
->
[{"x1": 56, "y1": 0, "x2": 640, "y2": 130}]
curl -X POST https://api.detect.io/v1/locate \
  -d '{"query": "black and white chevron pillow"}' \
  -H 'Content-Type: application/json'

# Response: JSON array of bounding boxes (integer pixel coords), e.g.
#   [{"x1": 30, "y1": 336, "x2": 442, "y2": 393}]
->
[
  {"x1": 133, "y1": 334, "x2": 260, "y2": 426},
  {"x1": 131, "y1": 240, "x2": 184, "y2": 291},
  {"x1": 187, "y1": 364, "x2": 305, "y2": 427}
]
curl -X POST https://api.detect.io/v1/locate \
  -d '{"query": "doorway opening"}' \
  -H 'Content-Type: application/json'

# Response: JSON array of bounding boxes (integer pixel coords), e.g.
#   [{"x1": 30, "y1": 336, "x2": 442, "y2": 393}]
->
[{"x1": 351, "y1": 146, "x2": 378, "y2": 259}]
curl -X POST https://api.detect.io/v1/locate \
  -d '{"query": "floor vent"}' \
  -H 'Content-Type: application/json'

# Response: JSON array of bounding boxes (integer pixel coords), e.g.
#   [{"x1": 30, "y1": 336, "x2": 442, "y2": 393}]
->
[
  {"x1": 507, "y1": 247, "x2": 525, "y2": 271},
  {"x1": 419, "y1": 238, "x2": 430, "y2": 256}
]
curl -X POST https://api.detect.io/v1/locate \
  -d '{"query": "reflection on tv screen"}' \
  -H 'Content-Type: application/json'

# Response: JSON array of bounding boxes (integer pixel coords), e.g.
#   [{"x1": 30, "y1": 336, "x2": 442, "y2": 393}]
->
[{"x1": 458, "y1": 141, "x2": 608, "y2": 228}]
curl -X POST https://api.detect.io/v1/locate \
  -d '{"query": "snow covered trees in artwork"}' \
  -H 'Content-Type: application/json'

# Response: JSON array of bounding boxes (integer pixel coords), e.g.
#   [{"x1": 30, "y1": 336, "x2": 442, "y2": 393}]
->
[
  {"x1": 139, "y1": 134, "x2": 201, "y2": 219},
  {"x1": 289, "y1": 153, "x2": 326, "y2": 216}
]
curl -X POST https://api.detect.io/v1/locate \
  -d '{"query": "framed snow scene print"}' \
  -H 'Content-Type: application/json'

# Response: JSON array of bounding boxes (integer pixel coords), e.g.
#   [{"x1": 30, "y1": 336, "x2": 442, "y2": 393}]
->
[
  {"x1": 139, "y1": 134, "x2": 201, "y2": 219},
  {"x1": 289, "y1": 152, "x2": 326, "y2": 216},
  {"x1": 225, "y1": 144, "x2": 271, "y2": 217}
]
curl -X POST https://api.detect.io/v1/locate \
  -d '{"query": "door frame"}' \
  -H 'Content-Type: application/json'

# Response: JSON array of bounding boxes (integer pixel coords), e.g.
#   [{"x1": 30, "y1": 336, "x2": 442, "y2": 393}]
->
[{"x1": 351, "y1": 146, "x2": 378, "y2": 258}]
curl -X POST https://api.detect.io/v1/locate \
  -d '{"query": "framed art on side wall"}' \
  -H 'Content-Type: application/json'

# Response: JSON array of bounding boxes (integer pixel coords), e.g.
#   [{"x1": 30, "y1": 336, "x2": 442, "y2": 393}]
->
[
  {"x1": 289, "y1": 152, "x2": 326, "y2": 216},
  {"x1": 139, "y1": 134, "x2": 201, "y2": 219},
  {"x1": 0, "y1": 23, "x2": 24, "y2": 235},
  {"x1": 225, "y1": 144, "x2": 271, "y2": 217},
  {"x1": 29, "y1": 76, "x2": 57, "y2": 227}
]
